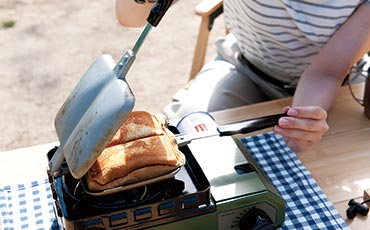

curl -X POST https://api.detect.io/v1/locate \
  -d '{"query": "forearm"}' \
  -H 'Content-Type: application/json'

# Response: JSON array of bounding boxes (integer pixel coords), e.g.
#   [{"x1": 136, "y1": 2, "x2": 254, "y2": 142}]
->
[
  {"x1": 292, "y1": 71, "x2": 342, "y2": 111},
  {"x1": 293, "y1": 2, "x2": 370, "y2": 111}
]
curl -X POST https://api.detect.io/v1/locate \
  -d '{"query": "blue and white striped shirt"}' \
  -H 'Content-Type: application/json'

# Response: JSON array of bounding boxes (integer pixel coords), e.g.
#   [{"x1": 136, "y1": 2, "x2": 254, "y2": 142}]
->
[{"x1": 224, "y1": 0, "x2": 369, "y2": 83}]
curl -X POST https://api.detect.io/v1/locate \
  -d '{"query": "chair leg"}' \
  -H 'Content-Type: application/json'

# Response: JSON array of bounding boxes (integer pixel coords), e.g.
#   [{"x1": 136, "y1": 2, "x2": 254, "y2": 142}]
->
[{"x1": 189, "y1": 16, "x2": 211, "y2": 82}]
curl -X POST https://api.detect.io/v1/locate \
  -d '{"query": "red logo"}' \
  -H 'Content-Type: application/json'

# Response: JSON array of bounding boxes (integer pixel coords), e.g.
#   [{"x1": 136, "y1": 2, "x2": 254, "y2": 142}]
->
[{"x1": 195, "y1": 124, "x2": 207, "y2": 132}]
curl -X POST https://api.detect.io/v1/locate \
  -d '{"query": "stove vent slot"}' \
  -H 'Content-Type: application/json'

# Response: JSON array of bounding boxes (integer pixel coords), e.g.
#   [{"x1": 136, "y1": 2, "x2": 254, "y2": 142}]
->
[{"x1": 234, "y1": 163, "x2": 256, "y2": 175}]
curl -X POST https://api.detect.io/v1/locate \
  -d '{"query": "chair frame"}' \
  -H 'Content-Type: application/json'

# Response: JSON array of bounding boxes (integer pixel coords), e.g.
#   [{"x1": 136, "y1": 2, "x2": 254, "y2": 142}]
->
[{"x1": 188, "y1": 0, "x2": 224, "y2": 82}]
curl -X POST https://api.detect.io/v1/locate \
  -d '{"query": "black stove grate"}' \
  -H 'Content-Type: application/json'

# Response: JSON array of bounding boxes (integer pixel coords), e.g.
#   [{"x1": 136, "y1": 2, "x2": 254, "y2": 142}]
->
[{"x1": 60, "y1": 174, "x2": 185, "y2": 214}]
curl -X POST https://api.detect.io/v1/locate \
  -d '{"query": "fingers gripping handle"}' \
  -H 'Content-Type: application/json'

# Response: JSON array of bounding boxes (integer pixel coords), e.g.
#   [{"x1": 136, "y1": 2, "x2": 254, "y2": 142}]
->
[{"x1": 147, "y1": 0, "x2": 175, "y2": 26}]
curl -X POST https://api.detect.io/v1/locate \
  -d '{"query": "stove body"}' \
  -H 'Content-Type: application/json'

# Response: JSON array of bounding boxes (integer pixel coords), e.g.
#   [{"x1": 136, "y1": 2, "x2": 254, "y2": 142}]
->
[{"x1": 48, "y1": 130, "x2": 285, "y2": 229}]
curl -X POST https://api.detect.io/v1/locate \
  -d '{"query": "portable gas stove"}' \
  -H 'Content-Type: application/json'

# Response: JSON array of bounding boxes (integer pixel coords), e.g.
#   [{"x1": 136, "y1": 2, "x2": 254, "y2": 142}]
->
[{"x1": 47, "y1": 125, "x2": 285, "y2": 230}]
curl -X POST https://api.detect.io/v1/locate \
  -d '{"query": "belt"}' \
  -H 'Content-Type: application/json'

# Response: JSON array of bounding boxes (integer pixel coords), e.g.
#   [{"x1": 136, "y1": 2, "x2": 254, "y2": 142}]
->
[{"x1": 238, "y1": 54, "x2": 296, "y2": 95}]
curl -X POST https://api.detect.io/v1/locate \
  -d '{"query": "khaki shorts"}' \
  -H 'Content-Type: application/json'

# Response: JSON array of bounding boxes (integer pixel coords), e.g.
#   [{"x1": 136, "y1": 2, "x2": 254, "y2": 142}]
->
[{"x1": 163, "y1": 34, "x2": 291, "y2": 119}]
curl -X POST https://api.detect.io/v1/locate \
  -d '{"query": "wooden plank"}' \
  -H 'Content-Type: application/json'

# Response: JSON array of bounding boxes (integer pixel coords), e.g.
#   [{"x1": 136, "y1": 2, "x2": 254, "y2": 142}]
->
[{"x1": 300, "y1": 129, "x2": 370, "y2": 203}]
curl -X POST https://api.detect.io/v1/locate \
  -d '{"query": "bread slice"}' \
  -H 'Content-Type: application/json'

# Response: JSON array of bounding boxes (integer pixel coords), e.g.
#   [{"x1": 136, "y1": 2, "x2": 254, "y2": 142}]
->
[
  {"x1": 85, "y1": 111, "x2": 185, "y2": 191},
  {"x1": 107, "y1": 111, "x2": 168, "y2": 147},
  {"x1": 86, "y1": 165, "x2": 178, "y2": 191}
]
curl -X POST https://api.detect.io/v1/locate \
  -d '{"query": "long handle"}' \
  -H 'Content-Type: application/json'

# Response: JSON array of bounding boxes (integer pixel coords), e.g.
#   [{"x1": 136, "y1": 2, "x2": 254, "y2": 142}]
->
[
  {"x1": 176, "y1": 113, "x2": 286, "y2": 147},
  {"x1": 147, "y1": 0, "x2": 174, "y2": 27},
  {"x1": 132, "y1": 0, "x2": 175, "y2": 53},
  {"x1": 116, "y1": 0, "x2": 175, "y2": 80},
  {"x1": 217, "y1": 113, "x2": 286, "y2": 136}
]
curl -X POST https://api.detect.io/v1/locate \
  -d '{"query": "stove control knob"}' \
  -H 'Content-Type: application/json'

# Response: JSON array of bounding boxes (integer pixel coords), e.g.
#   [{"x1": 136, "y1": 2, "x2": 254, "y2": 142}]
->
[{"x1": 238, "y1": 207, "x2": 276, "y2": 230}]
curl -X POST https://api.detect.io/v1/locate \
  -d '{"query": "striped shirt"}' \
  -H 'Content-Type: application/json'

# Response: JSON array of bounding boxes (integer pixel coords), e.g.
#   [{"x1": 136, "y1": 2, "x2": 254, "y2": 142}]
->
[{"x1": 224, "y1": 0, "x2": 369, "y2": 84}]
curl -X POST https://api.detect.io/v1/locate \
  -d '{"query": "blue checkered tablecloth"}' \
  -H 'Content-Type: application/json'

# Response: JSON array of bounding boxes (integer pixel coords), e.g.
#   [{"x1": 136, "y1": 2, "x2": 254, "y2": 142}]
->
[
  {"x1": 0, "y1": 179, "x2": 57, "y2": 230},
  {"x1": 0, "y1": 132, "x2": 349, "y2": 229},
  {"x1": 241, "y1": 133, "x2": 349, "y2": 230}
]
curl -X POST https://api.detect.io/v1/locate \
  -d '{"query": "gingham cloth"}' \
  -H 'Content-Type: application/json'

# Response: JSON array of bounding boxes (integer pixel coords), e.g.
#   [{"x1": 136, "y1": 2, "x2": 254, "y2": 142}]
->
[
  {"x1": 241, "y1": 133, "x2": 349, "y2": 230},
  {"x1": 0, "y1": 179, "x2": 57, "y2": 230},
  {"x1": 0, "y1": 132, "x2": 349, "y2": 229}
]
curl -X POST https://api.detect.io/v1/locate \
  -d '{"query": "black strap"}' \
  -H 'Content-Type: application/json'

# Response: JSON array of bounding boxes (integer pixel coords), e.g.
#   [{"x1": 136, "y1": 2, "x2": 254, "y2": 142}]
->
[{"x1": 238, "y1": 54, "x2": 295, "y2": 95}]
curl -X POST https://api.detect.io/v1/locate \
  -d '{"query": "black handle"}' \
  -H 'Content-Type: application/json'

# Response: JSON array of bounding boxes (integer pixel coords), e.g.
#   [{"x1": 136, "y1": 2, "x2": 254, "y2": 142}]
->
[
  {"x1": 147, "y1": 0, "x2": 174, "y2": 27},
  {"x1": 217, "y1": 113, "x2": 286, "y2": 136}
]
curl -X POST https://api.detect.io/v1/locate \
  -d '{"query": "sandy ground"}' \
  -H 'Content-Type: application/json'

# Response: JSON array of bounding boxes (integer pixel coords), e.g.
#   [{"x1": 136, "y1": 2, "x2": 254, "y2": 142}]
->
[{"x1": 0, "y1": 0, "x2": 224, "y2": 151}]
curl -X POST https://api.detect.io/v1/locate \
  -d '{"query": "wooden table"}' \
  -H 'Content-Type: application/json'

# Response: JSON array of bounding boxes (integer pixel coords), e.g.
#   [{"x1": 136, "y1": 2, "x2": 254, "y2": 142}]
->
[
  {"x1": 211, "y1": 82, "x2": 370, "y2": 229},
  {"x1": 0, "y1": 83, "x2": 369, "y2": 229}
]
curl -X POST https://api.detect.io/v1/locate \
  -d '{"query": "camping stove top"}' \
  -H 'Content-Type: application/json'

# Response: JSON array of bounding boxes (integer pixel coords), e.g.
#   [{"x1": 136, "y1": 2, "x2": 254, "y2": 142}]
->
[{"x1": 47, "y1": 127, "x2": 285, "y2": 230}]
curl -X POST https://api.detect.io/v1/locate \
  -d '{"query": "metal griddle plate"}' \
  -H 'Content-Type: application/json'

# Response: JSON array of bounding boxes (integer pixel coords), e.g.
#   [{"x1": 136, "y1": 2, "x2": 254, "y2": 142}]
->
[
  {"x1": 51, "y1": 54, "x2": 135, "y2": 180},
  {"x1": 80, "y1": 167, "x2": 181, "y2": 196}
]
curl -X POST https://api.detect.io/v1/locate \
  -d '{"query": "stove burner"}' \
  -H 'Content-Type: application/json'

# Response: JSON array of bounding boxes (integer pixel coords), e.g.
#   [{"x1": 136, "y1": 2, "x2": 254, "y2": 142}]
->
[{"x1": 61, "y1": 174, "x2": 185, "y2": 215}]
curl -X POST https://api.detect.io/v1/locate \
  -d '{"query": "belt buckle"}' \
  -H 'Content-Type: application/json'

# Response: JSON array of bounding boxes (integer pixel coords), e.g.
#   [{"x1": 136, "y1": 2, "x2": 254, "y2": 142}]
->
[{"x1": 283, "y1": 84, "x2": 296, "y2": 89}]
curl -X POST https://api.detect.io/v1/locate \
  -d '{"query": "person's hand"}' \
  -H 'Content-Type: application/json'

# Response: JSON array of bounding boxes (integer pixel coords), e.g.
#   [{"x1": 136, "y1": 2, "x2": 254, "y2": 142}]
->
[
  {"x1": 273, "y1": 106, "x2": 329, "y2": 152},
  {"x1": 116, "y1": 0, "x2": 155, "y2": 27}
]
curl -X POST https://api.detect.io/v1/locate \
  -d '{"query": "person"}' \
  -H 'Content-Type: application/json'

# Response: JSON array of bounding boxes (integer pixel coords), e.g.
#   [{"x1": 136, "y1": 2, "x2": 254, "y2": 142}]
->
[{"x1": 116, "y1": 0, "x2": 370, "y2": 152}]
